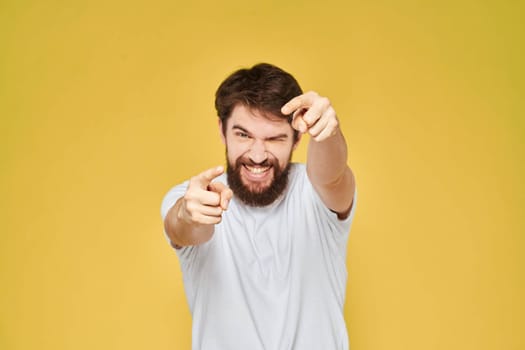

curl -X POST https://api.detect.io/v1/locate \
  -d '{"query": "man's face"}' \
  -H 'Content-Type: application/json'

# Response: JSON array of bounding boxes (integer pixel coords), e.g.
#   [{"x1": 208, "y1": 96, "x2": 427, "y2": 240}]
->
[{"x1": 220, "y1": 104, "x2": 299, "y2": 207}]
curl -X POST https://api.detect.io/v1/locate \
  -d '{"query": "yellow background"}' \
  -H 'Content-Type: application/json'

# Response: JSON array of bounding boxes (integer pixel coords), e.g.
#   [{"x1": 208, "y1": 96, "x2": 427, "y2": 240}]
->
[{"x1": 1, "y1": 0, "x2": 523, "y2": 349}]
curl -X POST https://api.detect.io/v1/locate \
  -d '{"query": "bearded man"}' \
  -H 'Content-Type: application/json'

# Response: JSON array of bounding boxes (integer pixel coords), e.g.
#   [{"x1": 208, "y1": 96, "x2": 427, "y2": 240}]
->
[{"x1": 161, "y1": 63, "x2": 357, "y2": 350}]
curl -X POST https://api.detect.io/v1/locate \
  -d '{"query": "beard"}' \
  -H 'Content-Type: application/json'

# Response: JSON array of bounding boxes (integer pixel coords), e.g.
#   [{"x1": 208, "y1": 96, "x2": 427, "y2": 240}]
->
[{"x1": 226, "y1": 153, "x2": 292, "y2": 207}]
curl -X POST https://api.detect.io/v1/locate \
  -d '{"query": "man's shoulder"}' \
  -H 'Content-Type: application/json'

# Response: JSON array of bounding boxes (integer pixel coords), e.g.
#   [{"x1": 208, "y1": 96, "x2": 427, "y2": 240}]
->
[
  {"x1": 285, "y1": 162, "x2": 311, "y2": 196},
  {"x1": 288, "y1": 162, "x2": 311, "y2": 186},
  {"x1": 289, "y1": 162, "x2": 306, "y2": 178}
]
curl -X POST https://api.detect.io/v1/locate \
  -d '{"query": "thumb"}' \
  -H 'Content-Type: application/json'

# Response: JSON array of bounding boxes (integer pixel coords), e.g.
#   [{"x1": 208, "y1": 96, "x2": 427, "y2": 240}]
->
[
  {"x1": 207, "y1": 181, "x2": 233, "y2": 210},
  {"x1": 291, "y1": 109, "x2": 308, "y2": 133}
]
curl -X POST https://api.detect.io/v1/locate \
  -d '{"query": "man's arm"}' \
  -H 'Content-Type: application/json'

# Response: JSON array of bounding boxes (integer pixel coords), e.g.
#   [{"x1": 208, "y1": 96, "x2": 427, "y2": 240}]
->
[
  {"x1": 164, "y1": 166, "x2": 233, "y2": 247},
  {"x1": 282, "y1": 91, "x2": 356, "y2": 219}
]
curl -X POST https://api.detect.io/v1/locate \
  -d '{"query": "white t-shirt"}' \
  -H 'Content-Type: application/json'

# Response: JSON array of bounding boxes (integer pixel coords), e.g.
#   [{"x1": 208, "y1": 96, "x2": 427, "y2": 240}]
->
[{"x1": 161, "y1": 163, "x2": 357, "y2": 350}]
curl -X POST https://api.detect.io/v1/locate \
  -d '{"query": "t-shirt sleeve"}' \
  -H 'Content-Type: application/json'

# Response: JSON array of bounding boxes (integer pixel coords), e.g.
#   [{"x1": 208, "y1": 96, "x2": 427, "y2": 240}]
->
[
  {"x1": 301, "y1": 166, "x2": 358, "y2": 243},
  {"x1": 160, "y1": 180, "x2": 189, "y2": 249},
  {"x1": 316, "y1": 183, "x2": 358, "y2": 232}
]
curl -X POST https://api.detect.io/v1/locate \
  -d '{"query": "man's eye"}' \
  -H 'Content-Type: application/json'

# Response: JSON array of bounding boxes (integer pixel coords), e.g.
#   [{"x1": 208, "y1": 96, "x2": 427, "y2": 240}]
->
[
  {"x1": 237, "y1": 132, "x2": 249, "y2": 138},
  {"x1": 268, "y1": 137, "x2": 286, "y2": 142}
]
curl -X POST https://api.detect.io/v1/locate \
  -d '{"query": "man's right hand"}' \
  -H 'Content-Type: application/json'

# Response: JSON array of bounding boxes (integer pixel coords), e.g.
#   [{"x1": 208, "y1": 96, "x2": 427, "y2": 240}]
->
[
  {"x1": 179, "y1": 165, "x2": 233, "y2": 225},
  {"x1": 165, "y1": 166, "x2": 233, "y2": 247}
]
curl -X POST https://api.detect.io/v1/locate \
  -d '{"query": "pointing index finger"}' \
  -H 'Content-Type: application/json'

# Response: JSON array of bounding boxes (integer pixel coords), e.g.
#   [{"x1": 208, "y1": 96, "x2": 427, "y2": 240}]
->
[
  {"x1": 281, "y1": 92, "x2": 316, "y2": 115},
  {"x1": 194, "y1": 165, "x2": 225, "y2": 188}
]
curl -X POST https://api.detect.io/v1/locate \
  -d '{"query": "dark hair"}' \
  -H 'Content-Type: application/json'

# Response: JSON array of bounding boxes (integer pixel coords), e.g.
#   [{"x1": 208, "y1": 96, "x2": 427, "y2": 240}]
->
[{"x1": 215, "y1": 63, "x2": 303, "y2": 141}]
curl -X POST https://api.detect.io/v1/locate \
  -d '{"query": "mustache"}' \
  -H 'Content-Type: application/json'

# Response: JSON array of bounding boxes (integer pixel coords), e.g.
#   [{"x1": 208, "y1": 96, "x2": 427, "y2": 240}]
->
[{"x1": 236, "y1": 156, "x2": 277, "y2": 167}]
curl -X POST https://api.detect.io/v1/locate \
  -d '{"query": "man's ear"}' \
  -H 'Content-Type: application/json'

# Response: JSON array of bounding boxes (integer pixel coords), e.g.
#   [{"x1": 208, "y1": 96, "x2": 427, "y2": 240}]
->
[{"x1": 218, "y1": 119, "x2": 226, "y2": 145}]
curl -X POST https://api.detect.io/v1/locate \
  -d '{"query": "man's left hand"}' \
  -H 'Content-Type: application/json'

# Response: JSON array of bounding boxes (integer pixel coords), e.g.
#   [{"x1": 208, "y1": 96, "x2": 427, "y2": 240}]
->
[{"x1": 281, "y1": 91, "x2": 339, "y2": 142}]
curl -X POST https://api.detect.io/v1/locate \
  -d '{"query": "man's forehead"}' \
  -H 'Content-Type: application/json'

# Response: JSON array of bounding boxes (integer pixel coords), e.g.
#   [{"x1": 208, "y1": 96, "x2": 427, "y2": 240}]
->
[{"x1": 228, "y1": 104, "x2": 290, "y2": 128}]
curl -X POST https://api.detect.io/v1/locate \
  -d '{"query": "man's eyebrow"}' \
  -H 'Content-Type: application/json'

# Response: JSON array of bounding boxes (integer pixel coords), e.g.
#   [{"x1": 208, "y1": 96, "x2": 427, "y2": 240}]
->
[{"x1": 232, "y1": 124, "x2": 251, "y2": 135}]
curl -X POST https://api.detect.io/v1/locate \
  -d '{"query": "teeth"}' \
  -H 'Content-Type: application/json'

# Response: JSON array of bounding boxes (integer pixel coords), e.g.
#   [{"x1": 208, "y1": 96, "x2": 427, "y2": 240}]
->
[{"x1": 246, "y1": 165, "x2": 270, "y2": 174}]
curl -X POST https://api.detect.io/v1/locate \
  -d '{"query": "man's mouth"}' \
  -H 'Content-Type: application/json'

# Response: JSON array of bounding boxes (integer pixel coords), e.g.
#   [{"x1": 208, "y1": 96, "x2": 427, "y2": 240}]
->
[
  {"x1": 244, "y1": 164, "x2": 271, "y2": 174},
  {"x1": 241, "y1": 164, "x2": 274, "y2": 183}
]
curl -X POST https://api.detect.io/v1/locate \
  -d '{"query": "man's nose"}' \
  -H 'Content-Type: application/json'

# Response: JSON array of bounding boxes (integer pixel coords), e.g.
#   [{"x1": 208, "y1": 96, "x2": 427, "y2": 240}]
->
[{"x1": 248, "y1": 139, "x2": 268, "y2": 164}]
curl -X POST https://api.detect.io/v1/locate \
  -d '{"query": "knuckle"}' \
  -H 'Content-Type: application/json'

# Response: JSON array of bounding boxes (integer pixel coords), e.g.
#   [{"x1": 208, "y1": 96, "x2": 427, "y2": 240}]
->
[
  {"x1": 211, "y1": 193, "x2": 221, "y2": 205},
  {"x1": 320, "y1": 97, "x2": 330, "y2": 107},
  {"x1": 307, "y1": 90, "x2": 318, "y2": 97},
  {"x1": 185, "y1": 201, "x2": 197, "y2": 213},
  {"x1": 328, "y1": 111, "x2": 337, "y2": 122},
  {"x1": 183, "y1": 192, "x2": 193, "y2": 202}
]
